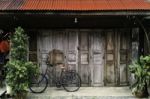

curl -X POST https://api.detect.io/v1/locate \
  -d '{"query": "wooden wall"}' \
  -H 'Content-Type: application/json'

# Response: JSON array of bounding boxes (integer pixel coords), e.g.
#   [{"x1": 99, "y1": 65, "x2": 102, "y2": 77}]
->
[
  {"x1": 29, "y1": 28, "x2": 134, "y2": 86},
  {"x1": 144, "y1": 28, "x2": 150, "y2": 55}
]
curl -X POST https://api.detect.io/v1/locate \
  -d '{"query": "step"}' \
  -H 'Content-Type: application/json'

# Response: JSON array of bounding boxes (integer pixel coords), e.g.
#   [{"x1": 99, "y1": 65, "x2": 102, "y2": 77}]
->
[
  {"x1": 27, "y1": 95, "x2": 150, "y2": 99},
  {"x1": 27, "y1": 87, "x2": 150, "y2": 99}
]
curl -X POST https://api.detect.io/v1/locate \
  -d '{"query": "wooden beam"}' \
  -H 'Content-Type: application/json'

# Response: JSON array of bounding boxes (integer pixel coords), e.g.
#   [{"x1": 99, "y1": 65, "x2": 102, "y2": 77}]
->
[{"x1": 0, "y1": 11, "x2": 150, "y2": 16}]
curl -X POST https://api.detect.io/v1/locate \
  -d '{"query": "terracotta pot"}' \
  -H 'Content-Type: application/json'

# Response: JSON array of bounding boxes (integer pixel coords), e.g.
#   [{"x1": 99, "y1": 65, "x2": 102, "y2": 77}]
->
[
  {"x1": 135, "y1": 89, "x2": 149, "y2": 98},
  {"x1": 15, "y1": 92, "x2": 28, "y2": 99}
]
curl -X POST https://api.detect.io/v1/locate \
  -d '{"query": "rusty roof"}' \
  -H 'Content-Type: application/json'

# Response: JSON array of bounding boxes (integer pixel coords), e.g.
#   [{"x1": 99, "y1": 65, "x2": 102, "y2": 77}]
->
[{"x1": 0, "y1": 0, "x2": 150, "y2": 11}]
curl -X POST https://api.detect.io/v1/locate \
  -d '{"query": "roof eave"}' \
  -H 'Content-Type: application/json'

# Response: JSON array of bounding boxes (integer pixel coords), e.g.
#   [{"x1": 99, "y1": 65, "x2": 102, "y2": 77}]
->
[{"x1": 0, "y1": 10, "x2": 150, "y2": 16}]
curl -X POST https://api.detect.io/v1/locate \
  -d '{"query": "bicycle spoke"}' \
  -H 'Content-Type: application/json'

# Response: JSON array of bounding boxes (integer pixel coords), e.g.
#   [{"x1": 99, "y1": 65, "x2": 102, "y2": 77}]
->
[
  {"x1": 62, "y1": 71, "x2": 81, "y2": 92},
  {"x1": 29, "y1": 74, "x2": 48, "y2": 93}
]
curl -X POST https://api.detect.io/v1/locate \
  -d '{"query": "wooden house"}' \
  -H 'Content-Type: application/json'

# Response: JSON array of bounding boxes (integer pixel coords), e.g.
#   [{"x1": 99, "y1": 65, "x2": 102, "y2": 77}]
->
[{"x1": 0, "y1": 0, "x2": 150, "y2": 87}]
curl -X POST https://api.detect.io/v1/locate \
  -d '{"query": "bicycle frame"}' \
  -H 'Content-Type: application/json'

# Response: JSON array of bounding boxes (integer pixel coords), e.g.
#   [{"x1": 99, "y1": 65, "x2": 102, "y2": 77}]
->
[{"x1": 44, "y1": 63, "x2": 66, "y2": 87}]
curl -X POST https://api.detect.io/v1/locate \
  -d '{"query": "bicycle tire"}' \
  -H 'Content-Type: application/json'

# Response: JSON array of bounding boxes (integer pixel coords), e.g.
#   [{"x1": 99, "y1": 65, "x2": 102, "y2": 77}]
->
[
  {"x1": 62, "y1": 71, "x2": 81, "y2": 92},
  {"x1": 29, "y1": 74, "x2": 48, "y2": 93}
]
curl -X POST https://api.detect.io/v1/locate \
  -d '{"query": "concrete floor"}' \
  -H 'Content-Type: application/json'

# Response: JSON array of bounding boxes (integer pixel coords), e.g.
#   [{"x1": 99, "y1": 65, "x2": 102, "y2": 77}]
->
[
  {"x1": 1, "y1": 87, "x2": 149, "y2": 99},
  {"x1": 0, "y1": 87, "x2": 5, "y2": 96},
  {"x1": 27, "y1": 87, "x2": 150, "y2": 99},
  {"x1": 29, "y1": 87, "x2": 132, "y2": 96}
]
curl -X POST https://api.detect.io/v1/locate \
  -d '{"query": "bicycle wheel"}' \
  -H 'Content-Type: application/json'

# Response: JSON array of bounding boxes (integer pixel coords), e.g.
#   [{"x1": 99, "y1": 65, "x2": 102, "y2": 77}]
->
[
  {"x1": 62, "y1": 71, "x2": 81, "y2": 92},
  {"x1": 29, "y1": 74, "x2": 48, "y2": 93}
]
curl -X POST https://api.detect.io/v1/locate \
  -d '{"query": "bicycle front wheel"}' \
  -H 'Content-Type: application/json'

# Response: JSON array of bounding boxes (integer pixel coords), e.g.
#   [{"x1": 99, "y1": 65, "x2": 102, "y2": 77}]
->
[
  {"x1": 62, "y1": 71, "x2": 81, "y2": 92},
  {"x1": 29, "y1": 74, "x2": 48, "y2": 93}
]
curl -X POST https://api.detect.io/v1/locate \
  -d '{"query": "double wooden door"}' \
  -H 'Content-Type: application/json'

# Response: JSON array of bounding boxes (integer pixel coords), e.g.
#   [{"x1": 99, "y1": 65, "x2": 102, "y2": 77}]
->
[
  {"x1": 105, "y1": 29, "x2": 130, "y2": 86},
  {"x1": 79, "y1": 30, "x2": 105, "y2": 86},
  {"x1": 37, "y1": 29, "x2": 130, "y2": 86}
]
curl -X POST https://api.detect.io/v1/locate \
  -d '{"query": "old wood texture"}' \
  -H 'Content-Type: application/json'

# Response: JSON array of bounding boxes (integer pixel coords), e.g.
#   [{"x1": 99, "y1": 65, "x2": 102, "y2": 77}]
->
[
  {"x1": 79, "y1": 30, "x2": 89, "y2": 86},
  {"x1": 35, "y1": 29, "x2": 132, "y2": 86},
  {"x1": 118, "y1": 29, "x2": 130, "y2": 85},
  {"x1": 105, "y1": 29, "x2": 131, "y2": 86},
  {"x1": 37, "y1": 30, "x2": 78, "y2": 86},
  {"x1": 129, "y1": 28, "x2": 139, "y2": 86},
  {"x1": 144, "y1": 28, "x2": 150, "y2": 55},
  {"x1": 105, "y1": 30, "x2": 116, "y2": 86},
  {"x1": 90, "y1": 30, "x2": 105, "y2": 86},
  {"x1": 131, "y1": 28, "x2": 139, "y2": 60}
]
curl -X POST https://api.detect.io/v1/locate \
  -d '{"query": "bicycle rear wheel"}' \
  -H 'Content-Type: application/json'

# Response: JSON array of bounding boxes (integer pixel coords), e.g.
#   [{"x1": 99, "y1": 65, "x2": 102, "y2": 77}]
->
[
  {"x1": 29, "y1": 74, "x2": 48, "y2": 93},
  {"x1": 62, "y1": 71, "x2": 81, "y2": 92}
]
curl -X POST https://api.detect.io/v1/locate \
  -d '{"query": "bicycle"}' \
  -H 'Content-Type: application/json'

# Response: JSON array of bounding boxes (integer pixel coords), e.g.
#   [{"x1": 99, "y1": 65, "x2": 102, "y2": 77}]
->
[{"x1": 29, "y1": 62, "x2": 81, "y2": 93}]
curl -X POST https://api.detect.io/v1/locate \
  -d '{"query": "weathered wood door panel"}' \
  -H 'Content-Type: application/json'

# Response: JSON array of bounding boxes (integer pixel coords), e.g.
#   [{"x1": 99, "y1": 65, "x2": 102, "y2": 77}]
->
[
  {"x1": 90, "y1": 31, "x2": 105, "y2": 86},
  {"x1": 105, "y1": 29, "x2": 130, "y2": 86},
  {"x1": 79, "y1": 31, "x2": 89, "y2": 86},
  {"x1": 38, "y1": 30, "x2": 78, "y2": 86},
  {"x1": 118, "y1": 29, "x2": 130, "y2": 85},
  {"x1": 38, "y1": 31, "x2": 52, "y2": 73},
  {"x1": 105, "y1": 30, "x2": 116, "y2": 86},
  {"x1": 66, "y1": 30, "x2": 78, "y2": 71}
]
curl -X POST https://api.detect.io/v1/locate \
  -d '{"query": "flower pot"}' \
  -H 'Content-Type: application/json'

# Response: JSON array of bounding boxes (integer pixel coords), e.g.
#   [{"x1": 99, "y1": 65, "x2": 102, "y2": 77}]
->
[
  {"x1": 148, "y1": 86, "x2": 150, "y2": 96},
  {"x1": 6, "y1": 84, "x2": 12, "y2": 95},
  {"x1": 134, "y1": 89, "x2": 149, "y2": 98},
  {"x1": 15, "y1": 92, "x2": 28, "y2": 99}
]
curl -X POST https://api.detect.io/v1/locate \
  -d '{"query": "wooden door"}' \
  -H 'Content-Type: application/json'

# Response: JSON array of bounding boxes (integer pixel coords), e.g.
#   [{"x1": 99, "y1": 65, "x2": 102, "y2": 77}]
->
[
  {"x1": 37, "y1": 30, "x2": 78, "y2": 86},
  {"x1": 65, "y1": 30, "x2": 78, "y2": 71},
  {"x1": 37, "y1": 29, "x2": 131, "y2": 87},
  {"x1": 105, "y1": 29, "x2": 130, "y2": 86},
  {"x1": 79, "y1": 30, "x2": 105, "y2": 86},
  {"x1": 79, "y1": 30, "x2": 90, "y2": 86},
  {"x1": 118, "y1": 29, "x2": 130, "y2": 85},
  {"x1": 37, "y1": 30, "x2": 52, "y2": 73},
  {"x1": 105, "y1": 30, "x2": 116, "y2": 86},
  {"x1": 90, "y1": 31, "x2": 105, "y2": 86}
]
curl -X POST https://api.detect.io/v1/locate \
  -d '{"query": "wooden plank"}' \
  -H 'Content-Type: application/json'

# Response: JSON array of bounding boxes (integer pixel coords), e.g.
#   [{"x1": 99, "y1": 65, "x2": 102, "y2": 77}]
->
[
  {"x1": 79, "y1": 30, "x2": 89, "y2": 86},
  {"x1": 118, "y1": 29, "x2": 130, "y2": 85},
  {"x1": 106, "y1": 63, "x2": 115, "y2": 84},
  {"x1": 2, "y1": 11, "x2": 149, "y2": 16},
  {"x1": 67, "y1": 30, "x2": 78, "y2": 71},
  {"x1": 115, "y1": 30, "x2": 119, "y2": 86},
  {"x1": 130, "y1": 28, "x2": 139, "y2": 86},
  {"x1": 105, "y1": 30, "x2": 116, "y2": 86},
  {"x1": 131, "y1": 28, "x2": 139, "y2": 60},
  {"x1": 90, "y1": 31, "x2": 105, "y2": 86}
]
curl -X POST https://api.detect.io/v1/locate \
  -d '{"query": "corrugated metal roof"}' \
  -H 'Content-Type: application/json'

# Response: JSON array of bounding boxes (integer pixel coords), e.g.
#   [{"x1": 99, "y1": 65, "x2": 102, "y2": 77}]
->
[{"x1": 0, "y1": 0, "x2": 150, "y2": 11}]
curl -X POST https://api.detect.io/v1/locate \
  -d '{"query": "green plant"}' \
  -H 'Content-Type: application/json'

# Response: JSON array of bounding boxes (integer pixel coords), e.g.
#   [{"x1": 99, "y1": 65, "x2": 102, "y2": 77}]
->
[
  {"x1": 10, "y1": 27, "x2": 28, "y2": 61},
  {"x1": 5, "y1": 27, "x2": 39, "y2": 96},
  {"x1": 6, "y1": 60, "x2": 38, "y2": 94},
  {"x1": 141, "y1": 56, "x2": 150, "y2": 86},
  {"x1": 129, "y1": 55, "x2": 150, "y2": 97}
]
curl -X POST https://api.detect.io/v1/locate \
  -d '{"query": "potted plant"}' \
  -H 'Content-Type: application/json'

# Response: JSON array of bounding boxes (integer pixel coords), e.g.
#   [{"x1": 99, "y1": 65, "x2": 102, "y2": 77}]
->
[
  {"x1": 6, "y1": 60, "x2": 39, "y2": 99},
  {"x1": 141, "y1": 55, "x2": 150, "y2": 96},
  {"x1": 5, "y1": 27, "x2": 39, "y2": 99},
  {"x1": 129, "y1": 55, "x2": 150, "y2": 98}
]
